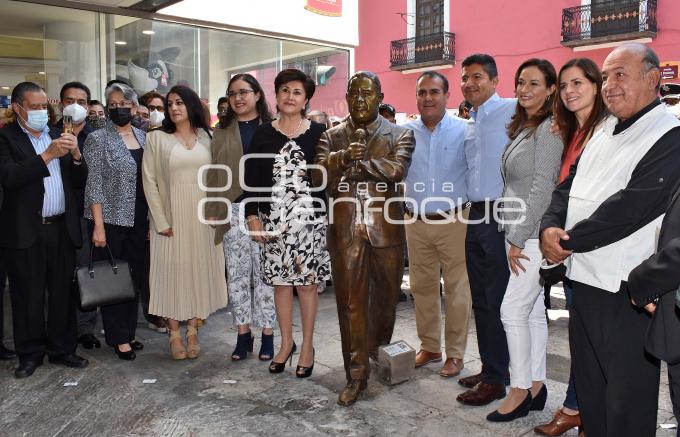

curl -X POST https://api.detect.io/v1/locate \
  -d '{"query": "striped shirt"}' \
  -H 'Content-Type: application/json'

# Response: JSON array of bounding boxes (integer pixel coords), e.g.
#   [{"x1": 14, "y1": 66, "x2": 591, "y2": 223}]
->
[{"x1": 19, "y1": 124, "x2": 65, "y2": 216}]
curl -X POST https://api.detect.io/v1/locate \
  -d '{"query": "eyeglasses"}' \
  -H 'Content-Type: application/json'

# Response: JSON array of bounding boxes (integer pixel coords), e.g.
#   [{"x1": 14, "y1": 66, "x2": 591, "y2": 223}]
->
[
  {"x1": 227, "y1": 89, "x2": 255, "y2": 99},
  {"x1": 108, "y1": 100, "x2": 133, "y2": 109}
]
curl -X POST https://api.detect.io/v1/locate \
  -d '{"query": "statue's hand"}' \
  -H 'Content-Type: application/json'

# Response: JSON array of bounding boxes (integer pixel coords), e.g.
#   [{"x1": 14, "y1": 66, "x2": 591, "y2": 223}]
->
[{"x1": 346, "y1": 141, "x2": 367, "y2": 161}]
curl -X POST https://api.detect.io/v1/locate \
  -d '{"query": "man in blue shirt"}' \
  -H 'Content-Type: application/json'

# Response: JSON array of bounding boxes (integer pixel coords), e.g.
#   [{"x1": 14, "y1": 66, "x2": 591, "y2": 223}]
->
[
  {"x1": 404, "y1": 71, "x2": 471, "y2": 378},
  {"x1": 457, "y1": 54, "x2": 516, "y2": 406}
]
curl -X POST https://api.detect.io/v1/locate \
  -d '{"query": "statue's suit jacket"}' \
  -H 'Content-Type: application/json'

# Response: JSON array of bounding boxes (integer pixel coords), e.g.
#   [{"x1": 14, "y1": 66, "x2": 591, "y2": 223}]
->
[{"x1": 313, "y1": 116, "x2": 414, "y2": 249}]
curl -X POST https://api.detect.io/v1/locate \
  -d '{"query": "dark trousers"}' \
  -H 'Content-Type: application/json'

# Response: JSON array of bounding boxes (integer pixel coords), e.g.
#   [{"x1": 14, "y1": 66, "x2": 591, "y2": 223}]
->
[
  {"x1": 6, "y1": 219, "x2": 77, "y2": 362},
  {"x1": 0, "y1": 249, "x2": 7, "y2": 342},
  {"x1": 562, "y1": 280, "x2": 578, "y2": 411},
  {"x1": 465, "y1": 203, "x2": 510, "y2": 385},
  {"x1": 331, "y1": 223, "x2": 404, "y2": 382},
  {"x1": 669, "y1": 362, "x2": 680, "y2": 436},
  {"x1": 75, "y1": 217, "x2": 97, "y2": 336},
  {"x1": 140, "y1": 239, "x2": 153, "y2": 323},
  {"x1": 87, "y1": 221, "x2": 144, "y2": 346},
  {"x1": 570, "y1": 281, "x2": 660, "y2": 437}
]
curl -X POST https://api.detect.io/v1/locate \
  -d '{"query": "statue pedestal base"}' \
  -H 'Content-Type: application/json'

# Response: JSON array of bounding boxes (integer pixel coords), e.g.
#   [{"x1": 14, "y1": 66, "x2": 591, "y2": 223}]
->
[{"x1": 376, "y1": 340, "x2": 415, "y2": 385}]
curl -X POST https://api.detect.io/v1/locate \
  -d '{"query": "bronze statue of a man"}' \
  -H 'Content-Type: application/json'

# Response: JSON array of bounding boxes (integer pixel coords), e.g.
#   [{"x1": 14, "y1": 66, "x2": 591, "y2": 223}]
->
[{"x1": 314, "y1": 71, "x2": 415, "y2": 406}]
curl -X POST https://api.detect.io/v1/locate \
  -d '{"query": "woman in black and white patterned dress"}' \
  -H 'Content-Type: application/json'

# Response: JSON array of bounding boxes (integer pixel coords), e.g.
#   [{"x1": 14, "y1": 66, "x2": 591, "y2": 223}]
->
[{"x1": 244, "y1": 69, "x2": 330, "y2": 378}]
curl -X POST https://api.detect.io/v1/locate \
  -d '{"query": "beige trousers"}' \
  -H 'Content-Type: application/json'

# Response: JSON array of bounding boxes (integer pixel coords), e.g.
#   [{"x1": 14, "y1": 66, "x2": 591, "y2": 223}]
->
[{"x1": 406, "y1": 213, "x2": 471, "y2": 359}]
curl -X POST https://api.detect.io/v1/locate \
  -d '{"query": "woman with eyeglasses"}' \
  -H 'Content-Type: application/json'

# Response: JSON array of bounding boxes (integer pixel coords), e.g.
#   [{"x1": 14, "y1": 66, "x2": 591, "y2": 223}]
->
[
  {"x1": 143, "y1": 85, "x2": 228, "y2": 360},
  {"x1": 204, "y1": 73, "x2": 277, "y2": 362},
  {"x1": 83, "y1": 82, "x2": 148, "y2": 360},
  {"x1": 243, "y1": 69, "x2": 331, "y2": 378}
]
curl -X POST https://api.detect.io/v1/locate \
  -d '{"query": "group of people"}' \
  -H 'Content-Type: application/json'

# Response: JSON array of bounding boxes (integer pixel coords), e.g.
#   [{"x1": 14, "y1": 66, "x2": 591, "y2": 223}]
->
[
  {"x1": 402, "y1": 43, "x2": 680, "y2": 437},
  {"x1": 1, "y1": 40, "x2": 679, "y2": 437}
]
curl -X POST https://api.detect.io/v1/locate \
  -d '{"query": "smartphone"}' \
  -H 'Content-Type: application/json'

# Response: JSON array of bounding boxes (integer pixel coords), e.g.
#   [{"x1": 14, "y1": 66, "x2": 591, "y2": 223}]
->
[{"x1": 63, "y1": 115, "x2": 73, "y2": 134}]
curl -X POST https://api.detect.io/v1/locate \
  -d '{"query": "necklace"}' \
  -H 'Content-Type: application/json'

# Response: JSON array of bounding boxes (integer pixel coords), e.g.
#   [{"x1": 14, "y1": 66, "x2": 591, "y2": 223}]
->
[
  {"x1": 277, "y1": 117, "x2": 303, "y2": 139},
  {"x1": 175, "y1": 131, "x2": 198, "y2": 150}
]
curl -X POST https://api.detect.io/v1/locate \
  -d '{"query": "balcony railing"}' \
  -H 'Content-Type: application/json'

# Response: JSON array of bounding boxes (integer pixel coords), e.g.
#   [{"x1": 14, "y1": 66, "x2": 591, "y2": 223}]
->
[
  {"x1": 561, "y1": 0, "x2": 657, "y2": 46},
  {"x1": 390, "y1": 31, "x2": 455, "y2": 71}
]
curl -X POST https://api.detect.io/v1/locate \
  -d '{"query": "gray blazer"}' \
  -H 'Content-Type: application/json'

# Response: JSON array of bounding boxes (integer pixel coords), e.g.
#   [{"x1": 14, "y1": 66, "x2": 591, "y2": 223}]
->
[
  {"x1": 500, "y1": 118, "x2": 563, "y2": 248},
  {"x1": 83, "y1": 121, "x2": 146, "y2": 227}
]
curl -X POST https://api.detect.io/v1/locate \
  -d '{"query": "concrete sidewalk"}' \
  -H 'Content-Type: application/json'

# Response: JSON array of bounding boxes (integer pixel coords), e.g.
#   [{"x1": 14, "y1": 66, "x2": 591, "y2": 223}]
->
[{"x1": 0, "y1": 279, "x2": 677, "y2": 436}]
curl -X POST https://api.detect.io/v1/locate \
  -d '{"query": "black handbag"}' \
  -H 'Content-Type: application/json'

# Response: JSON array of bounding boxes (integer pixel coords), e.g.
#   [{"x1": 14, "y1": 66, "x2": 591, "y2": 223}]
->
[{"x1": 76, "y1": 245, "x2": 135, "y2": 310}]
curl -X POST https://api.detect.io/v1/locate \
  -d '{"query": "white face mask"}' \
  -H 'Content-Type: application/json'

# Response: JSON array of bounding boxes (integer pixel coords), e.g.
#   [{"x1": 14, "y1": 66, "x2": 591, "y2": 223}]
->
[
  {"x1": 149, "y1": 109, "x2": 165, "y2": 127},
  {"x1": 62, "y1": 103, "x2": 87, "y2": 124}
]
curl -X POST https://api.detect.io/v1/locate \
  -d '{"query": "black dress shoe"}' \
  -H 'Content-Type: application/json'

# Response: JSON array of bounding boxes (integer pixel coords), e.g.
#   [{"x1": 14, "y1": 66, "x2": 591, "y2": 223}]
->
[
  {"x1": 15, "y1": 361, "x2": 42, "y2": 378},
  {"x1": 486, "y1": 389, "x2": 532, "y2": 422},
  {"x1": 78, "y1": 333, "x2": 101, "y2": 349},
  {"x1": 0, "y1": 344, "x2": 16, "y2": 360},
  {"x1": 114, "y1": 345, "x2": 136, "y2": 361},
  {"x1": 48, "y1": 354, "x2": 89, "y2": 368},
  {"x1": 130, "y1": 340, "x2": 144, "y2": 351}
]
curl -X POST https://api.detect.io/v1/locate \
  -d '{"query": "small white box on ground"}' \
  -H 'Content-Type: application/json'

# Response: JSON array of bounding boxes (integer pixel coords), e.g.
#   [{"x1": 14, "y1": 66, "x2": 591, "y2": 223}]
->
[{"x1": 377, "y1": 340, "x2": 415, "y2": 385}]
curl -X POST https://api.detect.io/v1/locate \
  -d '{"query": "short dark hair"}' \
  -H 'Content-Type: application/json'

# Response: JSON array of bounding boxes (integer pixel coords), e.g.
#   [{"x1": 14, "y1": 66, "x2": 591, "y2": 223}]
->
[
  {"x1": 221, "y1": 73, "x2": 272, "y2": 127},
  {"x1": 162, "y1": 85, "x2": 210, "y2": 134},
  {"x1": 458, "y1": 100, "x2": 472, "y2": 112},
  {"x1": 461, "y1": 54, "x2": 499, "y2": 80},
  {"x1": 60, "y1": 81, "x2": 91, "y2": 102},
  {"x1": 88, "y1": 99, "x2": 104, "y2": 108},
  {"x1": 417, "y1": 71, "x2": 449, "y2": 93},
  {"x1": 217, "y1": 96, "x2": 228, "y2": 107},
  {"x1": 378, "y1": 103, "x2": 395, "y2": 117},
  {"x1": 11, "y1": 82, "x2": 44, "y2": 106},
  {"x1": 348, "y1": 71, "x2": 382, "y2": 94},
  {"x1": 274, "y1": 69, "x2": 316, "y2": 115},
  {"x1": 140, "y1": 91, "x2": 165, "y2": 108}
]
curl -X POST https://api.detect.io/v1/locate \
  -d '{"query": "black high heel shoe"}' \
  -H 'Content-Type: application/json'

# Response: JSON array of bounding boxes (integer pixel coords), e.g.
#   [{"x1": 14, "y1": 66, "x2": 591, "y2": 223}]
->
[
  {"x1": 231, "y1": 331, "x2": 254, "y2": 361},
  {"x1": 114, "y1": 344, "x2": 136, "y2": 361},
  {"x1": 296, "y1": 348, "x2": 315, "y2": 378},
  {"x1": 529, "y1": 384, "x2": 547, "y2": 411},
  {"x1": 269, "y1": 343, "x2": 297, "y2": 374},
  {"x1": 486, "y1": 389, "x2": 532, "y2": 422},
  {"x1": 259, "y1": 332, "x2": 274, "y2": 361}
]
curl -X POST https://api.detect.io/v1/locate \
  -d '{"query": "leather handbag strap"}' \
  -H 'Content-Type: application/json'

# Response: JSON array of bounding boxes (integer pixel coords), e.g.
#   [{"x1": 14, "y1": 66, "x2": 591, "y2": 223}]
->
[{"x1": 88, "y1": 245, "x2": 118, "y2": 277}]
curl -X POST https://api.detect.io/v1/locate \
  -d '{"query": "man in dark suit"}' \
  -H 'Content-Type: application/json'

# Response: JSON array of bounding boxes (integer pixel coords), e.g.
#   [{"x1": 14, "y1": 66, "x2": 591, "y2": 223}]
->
[
  {"x1": 628, "y1": 180, "x2": 680, "y2": 427},
  {"x1": 314, "y1": 71, "x2": 415, "y2": 406},
  {"x1": 0, "y1": 182, "x2": 16, "y2": 360},
  {"x1": 0, "y1": 81, "x2": 88, "y2": 378}
]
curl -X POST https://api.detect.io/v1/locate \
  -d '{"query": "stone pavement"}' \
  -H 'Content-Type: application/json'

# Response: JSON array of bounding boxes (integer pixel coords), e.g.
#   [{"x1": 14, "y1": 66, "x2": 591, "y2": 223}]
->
[{"x1": 0, "y1": 278, "x2": 677, "y2": 437}]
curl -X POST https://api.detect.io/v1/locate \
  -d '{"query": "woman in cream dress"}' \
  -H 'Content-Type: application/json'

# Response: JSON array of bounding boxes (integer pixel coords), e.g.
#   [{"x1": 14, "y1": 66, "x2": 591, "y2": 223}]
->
[{"x1": 143, "y1": 85, "x2": 228, "y2": 360}]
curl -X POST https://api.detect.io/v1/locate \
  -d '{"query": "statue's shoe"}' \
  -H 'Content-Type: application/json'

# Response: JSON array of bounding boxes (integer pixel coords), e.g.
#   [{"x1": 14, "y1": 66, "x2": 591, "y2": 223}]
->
[{"x1": 337, "y1": 379, "x2": 368, "y2": 407}]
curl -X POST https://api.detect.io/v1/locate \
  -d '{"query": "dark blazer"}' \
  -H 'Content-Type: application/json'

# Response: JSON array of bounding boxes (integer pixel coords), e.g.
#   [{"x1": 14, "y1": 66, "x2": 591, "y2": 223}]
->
[
  {"x1": 628, "y1": 181, "x2": 680, "y2": 364},
  {"x1": 0, "y1": 122, "x2": 86, "y2": 249},
  {"x1": 314, "y1": 116, "x2": 414, "y2": 249}
]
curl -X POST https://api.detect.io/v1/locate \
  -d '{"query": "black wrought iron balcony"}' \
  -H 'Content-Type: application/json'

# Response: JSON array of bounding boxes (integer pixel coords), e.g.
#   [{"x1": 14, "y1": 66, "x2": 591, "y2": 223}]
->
[
  {"x1": 390, "y1": 31, "x2": 455, "y2": 72},
  {"x1": 561, "y1": 0, "x2": 657, "y2": 48}
]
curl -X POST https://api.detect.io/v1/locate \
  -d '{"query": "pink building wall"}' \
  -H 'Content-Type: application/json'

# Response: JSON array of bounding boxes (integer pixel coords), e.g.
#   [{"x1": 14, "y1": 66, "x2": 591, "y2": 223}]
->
[{"x1": 356, "y1": 0, "x2": 680, "y2": 115}]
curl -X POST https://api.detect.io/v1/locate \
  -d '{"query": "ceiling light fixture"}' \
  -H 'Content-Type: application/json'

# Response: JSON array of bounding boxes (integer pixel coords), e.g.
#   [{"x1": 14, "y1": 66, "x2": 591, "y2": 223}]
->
[
  {"x1": 115, "y1": 41, "x2": 127, "y2": 45},
  {"x1": 38, "y1": 71, "x2": 45, "y2": 75},
  {"x1": 142, "y1": 30, "x2": 155, "y2": 35}
]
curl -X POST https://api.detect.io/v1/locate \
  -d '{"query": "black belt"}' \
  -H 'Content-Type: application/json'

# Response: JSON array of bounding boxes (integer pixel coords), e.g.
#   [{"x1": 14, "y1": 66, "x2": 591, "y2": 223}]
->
[
  {"x1": 41, "y1": 213, "x2": 65, "y2": 225},
  {"x1": 470, "y1": 200, "x2": 496, "y2": 210},
  {"x1": 411, "y1": 202, "x2": 470, "y2": 221}
]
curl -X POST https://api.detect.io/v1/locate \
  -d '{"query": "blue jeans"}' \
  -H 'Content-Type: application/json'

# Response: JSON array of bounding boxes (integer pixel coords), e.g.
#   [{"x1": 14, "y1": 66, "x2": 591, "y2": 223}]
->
[{"x1": 563, "y1": 280, "x2": 578, "y2": 410}]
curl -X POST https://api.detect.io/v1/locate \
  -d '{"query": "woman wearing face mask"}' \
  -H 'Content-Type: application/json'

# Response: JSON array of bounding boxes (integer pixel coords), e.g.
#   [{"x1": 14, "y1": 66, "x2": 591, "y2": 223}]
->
[
  {"x1": 486, "y1": 59, "x2": 563, "y2": 422},
  {"x1": 533, "y1": 58, "x2": 607, "y2": 437},
  {"x1": 86, "y1": 100, "x2": 107, "y2": 130},
  {"x1": 143, "y1": 85, "x2": 228, "y2": 360},
  {"x1": 243, "y1": 69, "x2": 331, "y2": 378},
  {"x1": 140, "y1": 91, "x2": 166, "y2": 130},
  {"x1": 204, "y1": 73, "x2": 276, "y2": 362},
  {"x1": 82, "y1": 82, "x2": 149, "y2": 361}
]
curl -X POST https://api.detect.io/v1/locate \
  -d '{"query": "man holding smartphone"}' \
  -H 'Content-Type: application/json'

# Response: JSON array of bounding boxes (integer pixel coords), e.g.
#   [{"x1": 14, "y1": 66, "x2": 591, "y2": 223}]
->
[{"x1": 0, "y1": 81, "x2": 88, "y2": 378}]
